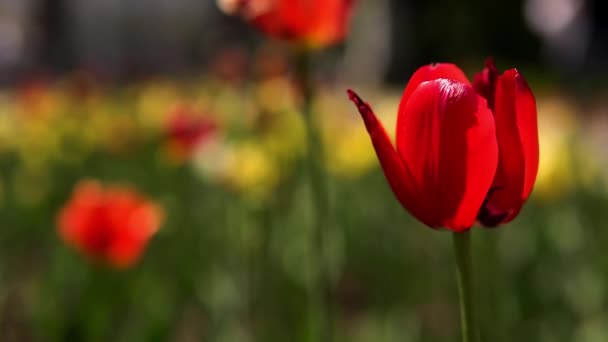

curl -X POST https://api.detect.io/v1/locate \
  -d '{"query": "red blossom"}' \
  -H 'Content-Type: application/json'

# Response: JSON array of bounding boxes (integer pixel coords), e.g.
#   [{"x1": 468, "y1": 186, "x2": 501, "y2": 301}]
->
[
  {"x1": 219, "y1": 0, "x2": 355, "y2": 48},
  {"x1": 57, "y1": 180, "x2": 164, "y2": 268},
  {"x1": 166, "y1": 105, "x2": 218, "y2": 161},
  {"x1": 348, "y1": 59, "x2": 539, "y2": 231}
]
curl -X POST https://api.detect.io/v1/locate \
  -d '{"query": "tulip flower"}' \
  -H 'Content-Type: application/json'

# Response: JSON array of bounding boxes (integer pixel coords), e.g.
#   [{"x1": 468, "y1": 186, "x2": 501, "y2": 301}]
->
[
  {"x1": 348, "y1": 59, "x2": 538, "y2": 342},
  {"x1": 218, "y1": 0, "x2": 355, "y2": 49},
  {"x1": 347, "y1": 59, "x2": 539, "y2": 232},
  {"x1": 165, "y1": 105, "x2": 218, "y2": 162},
  {"x1": 57, "y1": 180, "x2": 164, "y2": 268}
]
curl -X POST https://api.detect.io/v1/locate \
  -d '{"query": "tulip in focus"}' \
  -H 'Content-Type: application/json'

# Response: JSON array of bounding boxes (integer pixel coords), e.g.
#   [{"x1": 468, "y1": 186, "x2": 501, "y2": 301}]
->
[
  {"x1": 348, "y1": 58, "x2": 539, "y2": 232},
  {"x1": 57, "y1": 180, "x2": 164, "y2": 268},
  {"x1": 218, "y1": 0, "x2": 355, "y2": 49}
]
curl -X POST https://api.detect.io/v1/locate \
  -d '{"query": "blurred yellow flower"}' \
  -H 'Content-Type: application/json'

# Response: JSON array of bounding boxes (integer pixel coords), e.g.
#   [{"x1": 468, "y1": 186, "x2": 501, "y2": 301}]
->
[
  {"x1": 533, "y1": 95, "x2": 588, "y2": 200},
  {"x1": 136, "y1": 80, "x2": 181, "y2": 134},
  {"x1": 259, "y1": 108, "x2": 306, "y2": 164},
  {"x1": 255, "y1": 77, "x2": 297, "y2": 115},
  {"x1": 224, "y1": 142, "x2": 279, "y2": 200},
  {"x1": 193, "y1": 138, "x2": 279, "y2": 201},
  {"x1": 0, "y1": 102, "x2": 17, "y2": 153},
  {"x1": 326, "y1": 123, "x2": 377, "y2": 178},
  {"x1": 319, "y1": 89, "x2": 399, "y2": 179},
  {"x1": 15, "y1": 119, "x2": 61, "y2": 170}
]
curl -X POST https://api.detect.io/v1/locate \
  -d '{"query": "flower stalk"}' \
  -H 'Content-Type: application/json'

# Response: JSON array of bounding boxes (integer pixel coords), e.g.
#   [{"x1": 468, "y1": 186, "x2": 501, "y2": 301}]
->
[
  {"x1": 295, "y1": 49, "x2": 332, "y2": 342},
  {"x1": 453, "y1": 231, "x2": 480, "y2": 342}
]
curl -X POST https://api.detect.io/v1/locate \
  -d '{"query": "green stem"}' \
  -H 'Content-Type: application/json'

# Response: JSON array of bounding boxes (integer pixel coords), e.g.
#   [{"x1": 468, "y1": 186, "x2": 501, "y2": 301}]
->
[
  {"x1": 295, "y1": 49, "x2": 332, "y2": 342},
  {"x1": 453, "y1": 231, "x2": 480, "y2": 342}
]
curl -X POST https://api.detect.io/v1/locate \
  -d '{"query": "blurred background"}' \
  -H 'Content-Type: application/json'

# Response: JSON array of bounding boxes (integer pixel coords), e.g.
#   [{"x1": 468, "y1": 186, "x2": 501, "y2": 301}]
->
[{"x1": 0, "y1": 0, "x2": 608, "y2": 341}]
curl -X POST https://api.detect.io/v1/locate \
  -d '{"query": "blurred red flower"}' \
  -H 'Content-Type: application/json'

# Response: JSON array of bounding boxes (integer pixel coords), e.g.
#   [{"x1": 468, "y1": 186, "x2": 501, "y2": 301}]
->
[
  {"x1": 348, "y1": 58, "x2": 538, "y2": 232},
  {"x1": 57, "y1": 180, "x2": 164, "y2": 268},
  {"x1": 165, "y1": 105, "x2": 218, "y2": 162},
  {"x1": 218, "y1": 0, "x2": 355, "y2": 48},
  {"x1": 16, "y1": 74, "x2": 54, "y2": 119}
]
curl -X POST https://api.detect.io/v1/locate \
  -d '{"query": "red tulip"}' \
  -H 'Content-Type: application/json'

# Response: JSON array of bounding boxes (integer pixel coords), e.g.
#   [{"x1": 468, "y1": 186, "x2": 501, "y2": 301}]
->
[
  {"x1": 347, "y1": 59, "x2": 538, "y2": 231},
  {"x1": 166, "y1": 105, "x2": 218, "y2": 161},
  {"x1": 57, "y1": 180, "x2": 164, "y2": 268},
  {"x1": 218, "y1": 0, "x2": 355, "y2": 48}
]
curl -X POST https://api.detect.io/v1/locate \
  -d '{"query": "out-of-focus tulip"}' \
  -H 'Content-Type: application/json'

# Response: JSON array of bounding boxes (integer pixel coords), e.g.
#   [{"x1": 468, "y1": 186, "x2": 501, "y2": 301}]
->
[
  {"x1": 192, "y1": 137, "x2": 280, "y2": 202},
  {"x1": 348, "y1": 59, "x2": 539, "y2": 232},
  {"x1": 136, "y1": 80, "x2": 181, "y2": 134},
  {"x1": 57, "y1": 180, "x2": 164, "y2": 268},
  {"x1": 223, "y1": 142, "x2": 279, "y2": 200},
  {"x1": 16, "y1": 76, "x2": 65, "y2": 121},
  {"x1": 218, "y1": 0, "x2": 356, "y2": 49},
  {"x1": 165, "y1": 105, "x2": 218, "y2": 162}
]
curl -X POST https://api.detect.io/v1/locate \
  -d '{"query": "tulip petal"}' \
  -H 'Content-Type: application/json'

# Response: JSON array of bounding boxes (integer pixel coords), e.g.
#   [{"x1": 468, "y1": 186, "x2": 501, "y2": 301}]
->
[
  {"x1": 347, "y1": 89, "x2": 432, "y2": 226},
  {"x1": 396, "y1": 63, "x2": 470, "y2": 156},
  {"x1": 479, "y1": 70, "x2": 539, "y2": 226},
  {"x1": 398, "y1": 79, "x2": 498, "y2": 231},
  {"x1": 472, "y1": 57, "x2": 500, "y2": 110}
]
